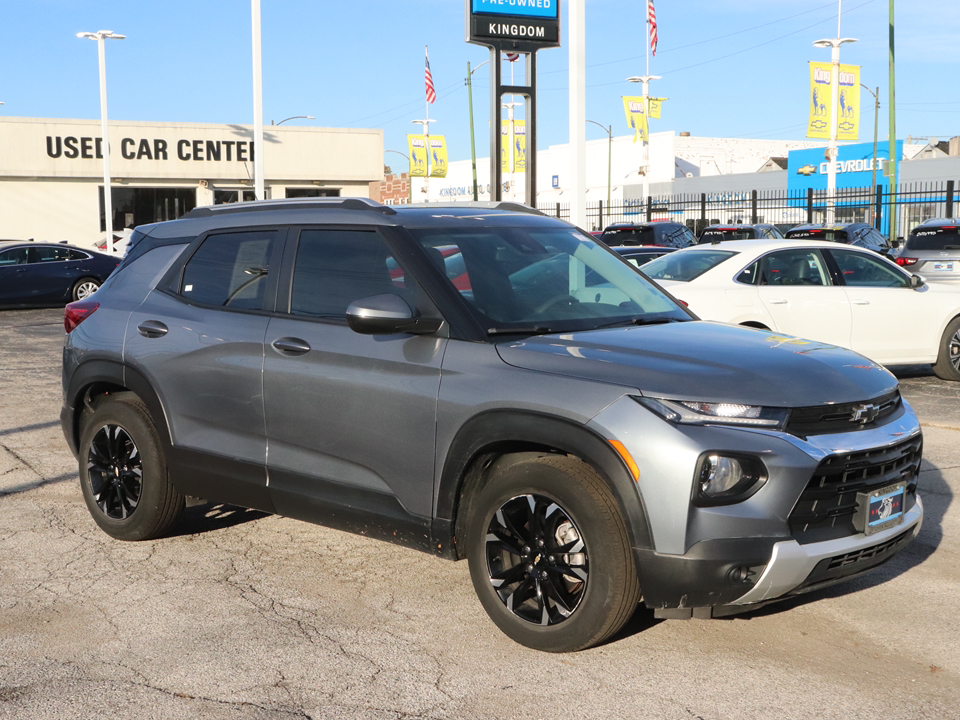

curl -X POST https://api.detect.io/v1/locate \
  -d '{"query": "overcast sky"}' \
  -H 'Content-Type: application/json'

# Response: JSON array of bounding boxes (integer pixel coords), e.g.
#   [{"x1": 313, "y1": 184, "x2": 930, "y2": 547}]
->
[{"x1": 3, "y1": 0, "x2": 957, "y2": 168}]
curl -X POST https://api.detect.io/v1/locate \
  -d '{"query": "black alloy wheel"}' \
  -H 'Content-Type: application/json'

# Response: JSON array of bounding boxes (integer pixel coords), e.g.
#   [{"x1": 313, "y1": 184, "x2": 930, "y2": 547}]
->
[
  {"x1": 484, "y1": 493, "x2": 589, "y2": 626},
  {"x1": 79, "y1": 393, "x2": 185, "y2": 540},
  {"x1": 87, "y1": 424, "x2": 143, "y2": 520},
  {"x1": 934, "y1": 317, "x2": 960, "y2": 381}
]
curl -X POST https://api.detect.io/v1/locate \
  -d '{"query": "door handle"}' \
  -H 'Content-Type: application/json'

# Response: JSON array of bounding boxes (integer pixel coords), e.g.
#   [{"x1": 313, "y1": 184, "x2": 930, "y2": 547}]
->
[
  {"x1": 137, "y1": 320, "x2": 168, "y2": 338},
  {"x1": 768, "y1": 299, "x2": 788, "y2": 305},
  {"x1": 271, "y1": 337, "x2": 311, "y2": 355},
  {"x1": 852, "y1": 299, "x2": 870, "y2": 305}
]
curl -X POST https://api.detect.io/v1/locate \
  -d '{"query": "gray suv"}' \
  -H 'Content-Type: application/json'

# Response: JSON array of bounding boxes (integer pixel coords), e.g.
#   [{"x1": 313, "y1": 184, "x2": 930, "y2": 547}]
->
[{"x1": 61, "y1": 198, "x2": 923, "y2": 652}]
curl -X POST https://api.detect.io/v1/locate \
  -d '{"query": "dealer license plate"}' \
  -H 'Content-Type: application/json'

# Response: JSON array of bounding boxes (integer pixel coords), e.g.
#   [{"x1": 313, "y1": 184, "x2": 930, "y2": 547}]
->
[
  {"x1": 858, "y1": 482, "x2": 906, "y2": 536},
  {"x1": 932, "y1": 261, "x2": 956, "y2": 272}
]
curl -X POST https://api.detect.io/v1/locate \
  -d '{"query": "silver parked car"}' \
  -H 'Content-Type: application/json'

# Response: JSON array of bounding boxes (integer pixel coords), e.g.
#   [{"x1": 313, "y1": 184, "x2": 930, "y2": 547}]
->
[
  {"x1": 897, "y1": 218, "x2": 960, "y2": 281},
  {"x1": 61, "y1": 198, "x2": 923, "y2": 652}
]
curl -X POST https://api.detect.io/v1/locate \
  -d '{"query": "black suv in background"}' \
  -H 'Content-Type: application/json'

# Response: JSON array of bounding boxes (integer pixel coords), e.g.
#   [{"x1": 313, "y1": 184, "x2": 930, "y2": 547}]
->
[
  {"x1": 698, "y1": 223, "x2": 784, "y2": 242},
  {"x1": 785, "y1": 222, "x2": 892, "y2": 255},
  {"x1": 896, "y1": 218, "x2": 960, "y2": 281},
  {"x1": 60, "y1": 198, "x2": 923, "y2": 652},
  {"x1": 598, "y1": 221, "x2": 696, "y2": 248}
]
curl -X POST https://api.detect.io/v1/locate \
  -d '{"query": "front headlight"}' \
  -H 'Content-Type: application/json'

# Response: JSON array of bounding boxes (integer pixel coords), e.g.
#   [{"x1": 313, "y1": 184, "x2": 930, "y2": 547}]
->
[{"x1": 633, "y1": 396, "x2": 788, "y2": 429}]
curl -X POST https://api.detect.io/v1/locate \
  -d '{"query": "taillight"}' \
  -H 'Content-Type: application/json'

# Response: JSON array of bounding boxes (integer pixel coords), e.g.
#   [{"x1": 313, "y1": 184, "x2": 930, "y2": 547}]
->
[
  {"x1": 64, "y1": 299, "x2": 100, "y2": 333},
  {"x1": 896, "y1": 257, "x2": 919, "y2": 266}
]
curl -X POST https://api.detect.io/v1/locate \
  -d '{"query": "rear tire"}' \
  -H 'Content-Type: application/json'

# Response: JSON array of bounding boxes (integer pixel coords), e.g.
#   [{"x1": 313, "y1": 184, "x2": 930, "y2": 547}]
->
[
  {"x1": 72, "y1": 277, "x2": 101, "y2": 301},
  {"x1": 465, "y1": 455, "x2": 640, "y2": 652},
  {"x1": 79, "y1": 393, "x2": 184, "y2": 540},
  {"x1": 933, "y1": 317, "x2": 960, "y2": 381}
]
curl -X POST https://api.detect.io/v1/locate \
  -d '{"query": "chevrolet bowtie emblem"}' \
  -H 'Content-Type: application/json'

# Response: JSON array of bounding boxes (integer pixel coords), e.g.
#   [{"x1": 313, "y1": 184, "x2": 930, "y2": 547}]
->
[
  {"x1": 797, "y1": 165, "x2": 817, "y2": 176},
  {"x1": 851, "y1": 403, "x2": 880, "y2": 424}
]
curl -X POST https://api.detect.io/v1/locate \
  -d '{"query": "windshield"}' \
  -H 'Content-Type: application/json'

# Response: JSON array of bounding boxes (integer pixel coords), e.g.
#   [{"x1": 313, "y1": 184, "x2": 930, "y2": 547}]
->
[
  {"x1": 641, "y1": 249, "x2": 737, "y2": 282},
  {"x1": 699, "y1": 228, "x2": 757, "y2": 242},
  {"x1": 906, "y1": 226, "x2": 960, "y2": 251},
  {"x1": 408, "y1": 226, "x2": 691, "y2": 333}
]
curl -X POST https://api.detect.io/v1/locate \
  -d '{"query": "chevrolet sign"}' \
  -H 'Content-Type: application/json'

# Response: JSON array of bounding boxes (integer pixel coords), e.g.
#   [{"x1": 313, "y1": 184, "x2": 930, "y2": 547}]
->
[{"x1": 797, "y1": 164, "x2": 817, "y2": 176}]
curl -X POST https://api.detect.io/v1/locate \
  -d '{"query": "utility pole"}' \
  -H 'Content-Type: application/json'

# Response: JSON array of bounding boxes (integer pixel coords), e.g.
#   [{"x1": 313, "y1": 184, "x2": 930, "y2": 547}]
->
[{"x1": 889, "y1": 0, "x2": 899, "y2": 242}]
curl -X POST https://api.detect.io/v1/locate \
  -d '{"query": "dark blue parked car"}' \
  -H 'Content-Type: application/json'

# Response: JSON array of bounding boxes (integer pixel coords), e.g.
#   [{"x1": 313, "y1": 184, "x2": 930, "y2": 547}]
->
[{"x1": 0, "y1": 241, "x2": 120, "y2": 307}]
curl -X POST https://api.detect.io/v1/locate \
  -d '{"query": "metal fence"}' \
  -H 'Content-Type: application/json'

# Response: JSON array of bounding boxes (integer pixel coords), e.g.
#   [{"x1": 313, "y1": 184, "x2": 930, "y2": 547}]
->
[{"x1": 538, "y1": 180, "x2": 959, "y2": 238}]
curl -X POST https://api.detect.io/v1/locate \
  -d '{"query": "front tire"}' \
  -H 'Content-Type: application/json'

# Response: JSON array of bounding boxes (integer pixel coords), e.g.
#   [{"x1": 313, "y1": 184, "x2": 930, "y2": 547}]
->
[
  {"x1": 79, "y1": 393, "x2": 184, "y2": 540},
  {"x1": 465, "y1": 455, "x2": 640, "y2": 652},
  {"x1": 72, "y1": 277, "x2": 101, "y2": 301},
  {"x1": 933, "y1": 317, "x2": 960, "y2": 381}
]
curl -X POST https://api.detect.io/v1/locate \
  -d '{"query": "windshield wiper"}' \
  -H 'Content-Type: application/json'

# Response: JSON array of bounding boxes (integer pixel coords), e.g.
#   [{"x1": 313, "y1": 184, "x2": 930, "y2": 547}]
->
[
  {"x1": 487, "y1": 326, "x2": 555, "y2": 336},
  {"x1": 594, "y1": 317, "x2": 683, "y2": 330}
]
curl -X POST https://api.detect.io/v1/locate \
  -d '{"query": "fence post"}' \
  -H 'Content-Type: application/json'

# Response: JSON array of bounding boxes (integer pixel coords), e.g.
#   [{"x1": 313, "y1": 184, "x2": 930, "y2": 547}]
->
[
  {"x1": 700, "y1": 193, "x2": 706, "y2": 229},
  {"x1": 646, "y1": 196, "x2": 652, "y2": 222},
  {"x1": 598, "y1": 200, "x2": 604, "y2": 230},
  {"x1": 555, "y1": 202, "x2": 561, "y2": 219},
  {"x1": 751, "y1": 190, "x2": 758, "y2": 224},
  {"x1": 947, "y1": 180, "x2": 955, "y2": 219},
  {"x1": 874, "y1": 185, "x2": 883, "y2": 230},
  {"x1": 806, "y1": 188, "x2": 814, "y2": 224}
]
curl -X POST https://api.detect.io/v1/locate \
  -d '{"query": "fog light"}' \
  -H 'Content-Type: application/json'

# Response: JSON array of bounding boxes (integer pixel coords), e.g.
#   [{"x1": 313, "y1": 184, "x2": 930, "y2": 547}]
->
[{"x1": 694, "y1": 453, "x2": 767, "y2": 506}]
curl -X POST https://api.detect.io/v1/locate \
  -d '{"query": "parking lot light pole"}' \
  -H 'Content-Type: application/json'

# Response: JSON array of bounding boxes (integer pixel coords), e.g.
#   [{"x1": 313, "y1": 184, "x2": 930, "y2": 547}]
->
[
  {"x1": 273, "y1": 115, "x2": 315, "y2": 125},
  {"x1": 412, "y1": 118, "x2": 436, "y2": 201},
  {"x1": 587, "y1": 120, "x2": 613, "y2": 214},
  {"x1": 626, "y1": 75, "x2": 660, "y2": 208},
  {"x1": 861, "y1": 84, "x2": 880, "y2": 223},
  {"x1": 77, "y1": 30, "x2": 125, "y2": 254}
]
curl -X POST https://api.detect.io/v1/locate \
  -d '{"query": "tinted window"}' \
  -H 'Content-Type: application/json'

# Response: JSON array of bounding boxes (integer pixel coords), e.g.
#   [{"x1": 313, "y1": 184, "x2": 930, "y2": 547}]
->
[
  {"x1": 757, "y1": 249, "x2": 830, "y2": 286},
  {"x1": 830, "y1": 249, "x2": 909, "y2": 288},
  {"x1": 180, "y1": 231, "x2": 277, "y2": 309},
  {"x1": 410, "y1": 227, "x2": 688, "y2": 329},
  {"x1": 786, "y1": 229, "x2": 849, "y2": 242},
  {"x1": 0, "y1": 247, "x2": 29, "y2": 266},
  {"x1": 905, "y1": 226, "x2": 960, "y2": 251},
  {"x1": 32, "y1": 246, "x2": 76, "y2": 262},
  {"x1": 700, "y1": 228, "x2": 757, "y2": 241},
  {"x1": 641, "y1": 249, "x2": 736, "y2": 282},
  {"x1": 290, "y1": 229, "x2": 410, "y2": 318},
  {"x1": 600, "y1": 227, "x2": 655, "y2": 246}
]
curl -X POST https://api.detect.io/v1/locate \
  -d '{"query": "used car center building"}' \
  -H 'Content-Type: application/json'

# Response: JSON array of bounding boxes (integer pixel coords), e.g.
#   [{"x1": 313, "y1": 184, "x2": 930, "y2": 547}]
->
[{"x1": 0, "y1": 117, "x2": 383, "y2": 248}]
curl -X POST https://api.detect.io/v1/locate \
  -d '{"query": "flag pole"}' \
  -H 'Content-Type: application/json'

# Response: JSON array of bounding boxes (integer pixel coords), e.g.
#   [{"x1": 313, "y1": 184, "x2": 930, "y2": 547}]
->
[{"x1": 425, "y1": 45, "x2": 431, "y2": 201}]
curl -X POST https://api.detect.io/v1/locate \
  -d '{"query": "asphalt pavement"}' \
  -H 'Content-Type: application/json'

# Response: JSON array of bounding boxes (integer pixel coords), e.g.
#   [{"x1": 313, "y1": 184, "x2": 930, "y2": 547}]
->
[{"x1": 1, "y1": 308, "x2": 958, "y2": 720}]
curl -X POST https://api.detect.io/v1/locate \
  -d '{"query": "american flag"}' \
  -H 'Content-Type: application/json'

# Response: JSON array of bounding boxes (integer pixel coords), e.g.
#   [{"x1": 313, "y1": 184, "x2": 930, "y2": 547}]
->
[
  {"x1": 648, "y1": 0, "x2": 658, "y2": 56},
  {"x1": 425, "y1": 46, "x2": 437, "y2": 104}
]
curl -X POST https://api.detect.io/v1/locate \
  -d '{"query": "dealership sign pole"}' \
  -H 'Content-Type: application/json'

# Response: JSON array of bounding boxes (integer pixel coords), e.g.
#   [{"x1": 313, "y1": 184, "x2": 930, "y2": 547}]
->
[{"x1": 466, "y1": 0, "x2": 561, "y2": 206}]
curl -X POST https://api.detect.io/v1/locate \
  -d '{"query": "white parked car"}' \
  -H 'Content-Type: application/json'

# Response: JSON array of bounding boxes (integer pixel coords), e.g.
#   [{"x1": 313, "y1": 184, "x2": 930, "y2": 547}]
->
[{"x1": 641, "y1": 239, "x2": 960, "y2": 380}]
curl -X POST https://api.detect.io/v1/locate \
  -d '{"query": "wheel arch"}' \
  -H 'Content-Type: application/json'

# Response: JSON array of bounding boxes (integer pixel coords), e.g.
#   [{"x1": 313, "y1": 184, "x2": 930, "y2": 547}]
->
[
  {"x1": 437, "y1": 410, "x2": 653, "y2": 560},
  {"x1": 63, "y1": 360, "x2": 172, "y2": 457}
]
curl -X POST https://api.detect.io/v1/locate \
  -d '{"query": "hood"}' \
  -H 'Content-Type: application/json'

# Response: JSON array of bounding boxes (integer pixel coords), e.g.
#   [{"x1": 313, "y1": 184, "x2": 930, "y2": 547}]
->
[{"x1": 496, "y1": 321, "x2": 897, "y2": 407}]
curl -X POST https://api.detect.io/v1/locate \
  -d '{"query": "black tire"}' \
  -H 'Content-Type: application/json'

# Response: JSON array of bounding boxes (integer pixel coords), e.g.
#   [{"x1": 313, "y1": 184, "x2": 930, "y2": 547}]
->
[
  {"x1": 78, "y1": 393, "x2": 185, "y2": 541},
  {"x1": 465, "y1": 455, "x2": 640, "y2": 652},
  {"x1": 933, "y1": 316, "x2": 960, "y2": 381},
  {"x1": 72, "y1": 277, "x2": 101, "y2": 301}
]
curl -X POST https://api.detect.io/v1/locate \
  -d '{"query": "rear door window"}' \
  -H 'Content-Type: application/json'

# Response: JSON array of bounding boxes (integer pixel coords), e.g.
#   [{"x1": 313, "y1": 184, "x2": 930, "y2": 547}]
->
[
  {"x1": 829, "y1": 249, "x2": 909, "y2": 287},
  {"x1": 755, "y1": 249, "x2": 830, "y2": 286},
  {"x1": 179, "y1": 230, "x2": 279, "y2": 309}
]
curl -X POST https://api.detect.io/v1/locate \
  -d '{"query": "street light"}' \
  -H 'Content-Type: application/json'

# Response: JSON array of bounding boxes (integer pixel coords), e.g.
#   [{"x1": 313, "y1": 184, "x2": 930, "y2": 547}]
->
[
  {"x1": 273, "y1": 115, "x2": 315, "y2": 125},
  {"x1": 466, "y1": 59, "x2": 490, "y2": 201},
  {"x1": 861, "y1": 83, "x2": 880, "y2": 224},
  {"x1": 502, "y1": 100, "x2": 522, "y2": 201},
  {"x1": 813, "y1": 31, "x2": 858, "y2": 226},
  {"x1": 77, "y1": 30, "x2": 125, "y2": 255},
  {"x1": 627, "y1": 74, "x2": 660, "y2": 206},
  {"x1": 412, "y1": 118, "x2": 437, "y2": 201},
  {"x1": 587, "y1": 120, "x2": 613, "y2": 219},
  {"x1": 385, "y1": 150, "x2": 414, "y2": 204}
]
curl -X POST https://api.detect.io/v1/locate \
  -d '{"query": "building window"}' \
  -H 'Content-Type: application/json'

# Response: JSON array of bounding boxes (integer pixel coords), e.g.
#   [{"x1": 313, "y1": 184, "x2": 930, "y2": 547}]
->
[
  {"x1": 285, "y1": 188, "x2": 341, "y2": 198},
  {"x1": 214, "y1": 190, "x2": 257, "y2": 205},
  {"x1": 100, "y1": 187, "x2": 196, "y2": 232}
]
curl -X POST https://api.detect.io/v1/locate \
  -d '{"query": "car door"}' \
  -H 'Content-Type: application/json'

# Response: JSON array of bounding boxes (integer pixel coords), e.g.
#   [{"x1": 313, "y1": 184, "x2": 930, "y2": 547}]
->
[
  {"x1": 26, "y1": 245, "x2": 79, "y2": 302},
  {"x1": 0, "y1": 247, "x2": 32, "y2": 304},
  {"x1": 262, "y1": 227, "x2": 446, "y2": 538},
  {"x1": 828, "y1": 247, "x2": 938, "y2": 363},
  {"x1": 124, "y1": 228, "x2": 283, "y2": 510},
  {"x1": 755, "y1": 247, "x2": 852, "y2": 348}
]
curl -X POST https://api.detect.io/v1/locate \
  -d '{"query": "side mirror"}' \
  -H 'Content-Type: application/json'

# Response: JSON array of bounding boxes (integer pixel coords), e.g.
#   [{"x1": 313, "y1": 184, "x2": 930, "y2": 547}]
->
[
  {"x1": 346, "y1": 293, "x2": 443, "y2": 335},
  {"x1": 909, "y1": 274, "x2": 925, "y2": 289}
]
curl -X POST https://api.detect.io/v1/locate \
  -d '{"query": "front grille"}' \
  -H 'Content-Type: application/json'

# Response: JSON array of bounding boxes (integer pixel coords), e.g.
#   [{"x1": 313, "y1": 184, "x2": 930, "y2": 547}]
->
[
  {"x1": 788, "y1": 435, "x2": 922, "y2": 544},
  {"x1": 785, "y1": 389, "x2": 902, "y2": 437}
]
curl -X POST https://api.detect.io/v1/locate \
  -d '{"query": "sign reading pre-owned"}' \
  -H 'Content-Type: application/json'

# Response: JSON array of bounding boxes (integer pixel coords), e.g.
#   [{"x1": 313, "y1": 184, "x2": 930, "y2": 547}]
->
[{"x1": 467, "y1": 0, "x2": 560, "y2": 49}]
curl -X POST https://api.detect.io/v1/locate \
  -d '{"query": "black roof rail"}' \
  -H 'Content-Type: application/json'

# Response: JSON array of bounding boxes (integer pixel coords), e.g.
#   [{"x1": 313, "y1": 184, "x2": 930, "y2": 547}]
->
[
  {"x1": 402, "y1": 201, "x2": 546, "y2": 216},
  {"x1": 183, "y1": 197, "x2": 397, "y2": 218}
]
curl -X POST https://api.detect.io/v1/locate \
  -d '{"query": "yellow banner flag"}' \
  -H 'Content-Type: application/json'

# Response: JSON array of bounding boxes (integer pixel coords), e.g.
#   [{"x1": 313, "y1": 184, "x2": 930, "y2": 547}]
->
[
  {"x1": 622, "y1": 96, "x2": 648, "y2": 143},
  {"x1": 501, "y1": 119, "x2": 527, "y2": 173},
  {"x1": 407, "y1": 135, "x2": 428, "y2": 177},
  {"x1": 429, "y1": 135, "x2": 448, "y2": 178},
  {"x1": 648, "y1": 97, "x2": 667, "y2": 120},
  {"x1": 808, "y1": 62, "x2": 860, "y2": 141}
]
